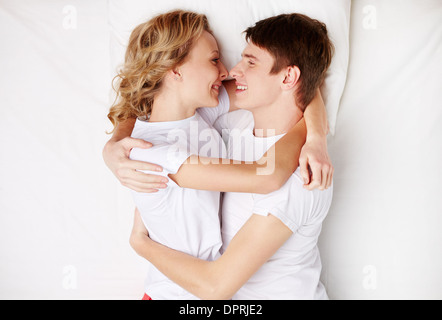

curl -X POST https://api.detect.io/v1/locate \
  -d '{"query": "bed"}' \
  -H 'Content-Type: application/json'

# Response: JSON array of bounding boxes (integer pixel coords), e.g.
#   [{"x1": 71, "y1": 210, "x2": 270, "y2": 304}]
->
[{"x1": 0, "y1": 0, "x2": 441, "y2": 299}]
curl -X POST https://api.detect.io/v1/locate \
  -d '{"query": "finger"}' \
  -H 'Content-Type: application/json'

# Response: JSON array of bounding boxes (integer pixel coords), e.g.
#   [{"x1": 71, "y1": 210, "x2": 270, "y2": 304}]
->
[
  {"x1": 123, "y1": 179, "x2": 168, "y2": 193},
  {"x1": 320, "y1": 166, "x2": 329, "y2": 190},
  {"x1": 125, "y1": 169, "x2": 169, "y2": 184},
  {"x1": 299, "y1": 157, "x2": 310, "y2": 185},
  {"x1": 304, "y1": 163, "x2": 321, "y2": 190},
  {"x1": 125, "y1": 159, "x2": 163, "y2": 173},
  {"x1": 123, "y1": 183, "x2": 160, "y2": 193},
  {"x1": 327, "y1": 166, "x2": 334, "y2": 188},
  {"x1": 123, "y1": 137, "x2": 153, "y2": 150},
  {"x1": 311, "y1": 163, "x2": 323, "y2": 187},
  {"x1": 304, "y1": 179, "x2": 320, "y2": 191},
  {"x1": 115, "y1": 164, "x2": 166, "y2": 182}
]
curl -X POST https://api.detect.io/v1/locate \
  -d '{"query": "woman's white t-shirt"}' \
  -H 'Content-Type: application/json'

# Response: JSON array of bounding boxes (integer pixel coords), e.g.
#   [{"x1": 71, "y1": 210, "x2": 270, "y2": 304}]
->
[{"x1": 129, "y1": 86, "x2": 229, "y2": 300}]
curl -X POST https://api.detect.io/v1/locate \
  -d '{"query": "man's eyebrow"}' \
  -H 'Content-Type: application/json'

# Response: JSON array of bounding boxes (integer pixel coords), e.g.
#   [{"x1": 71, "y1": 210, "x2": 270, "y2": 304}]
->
[{"x1": 242, "y1": 53, "x2": 259, "y2": 61}]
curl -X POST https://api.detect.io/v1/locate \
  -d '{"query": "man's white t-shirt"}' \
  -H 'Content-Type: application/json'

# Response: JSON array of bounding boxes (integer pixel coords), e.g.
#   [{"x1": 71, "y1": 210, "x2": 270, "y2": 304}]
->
[
  {"x1": 214, "y1": 109, "x2": 333, "y2": 300},
  {"x1": 129, "y1": 86, "x2": 229, "y2": 300}
]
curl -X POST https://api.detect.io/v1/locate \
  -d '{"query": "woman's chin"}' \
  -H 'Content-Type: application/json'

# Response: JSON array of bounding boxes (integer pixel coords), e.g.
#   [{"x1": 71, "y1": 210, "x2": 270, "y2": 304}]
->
[{"x1": 204, "y1": 96, "x2": 219, "y2": 108}]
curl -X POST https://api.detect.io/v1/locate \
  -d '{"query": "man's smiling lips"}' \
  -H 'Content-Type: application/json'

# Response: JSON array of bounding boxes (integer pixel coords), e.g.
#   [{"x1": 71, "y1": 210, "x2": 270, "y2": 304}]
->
[{"x1": 235, "y1": 83, "x2": 248, "y2": 93}]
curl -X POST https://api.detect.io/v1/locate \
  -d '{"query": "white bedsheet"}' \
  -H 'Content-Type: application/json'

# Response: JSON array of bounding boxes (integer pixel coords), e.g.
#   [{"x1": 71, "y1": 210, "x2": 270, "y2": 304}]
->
[
  {"x1": 320, "y1": 0, "x2": 442, "y2": 299},
  {"x1": 0, "y1": 0, "x2": 441, "y2": 300},
  {"x1": 0, "y1": 0, "x2": 145, "y2": 299}
]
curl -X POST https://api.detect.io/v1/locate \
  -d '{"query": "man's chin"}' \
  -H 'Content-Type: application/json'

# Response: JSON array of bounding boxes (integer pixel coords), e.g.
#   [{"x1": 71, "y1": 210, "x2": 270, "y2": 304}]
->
[{"x1": 235, "y1": 102, "x2": 253, "y2": 111}]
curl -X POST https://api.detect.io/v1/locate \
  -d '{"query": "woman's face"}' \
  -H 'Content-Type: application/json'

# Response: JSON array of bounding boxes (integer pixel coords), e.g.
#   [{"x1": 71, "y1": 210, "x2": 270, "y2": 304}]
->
[{"x1": 178, "y1": 31, "x2": 228, "y2": 108}]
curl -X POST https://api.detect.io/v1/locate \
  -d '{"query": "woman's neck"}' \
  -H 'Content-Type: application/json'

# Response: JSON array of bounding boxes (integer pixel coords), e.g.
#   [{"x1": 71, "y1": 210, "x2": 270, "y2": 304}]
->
[{"x1": 149, "y1": 91, "x2": 196, "y2": 122}]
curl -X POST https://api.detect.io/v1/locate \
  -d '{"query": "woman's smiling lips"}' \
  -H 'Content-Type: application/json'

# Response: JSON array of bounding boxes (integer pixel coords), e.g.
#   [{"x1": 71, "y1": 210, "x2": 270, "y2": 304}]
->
[{"x1": 211, "y1": 83, "x2": 222, "y2": 91}]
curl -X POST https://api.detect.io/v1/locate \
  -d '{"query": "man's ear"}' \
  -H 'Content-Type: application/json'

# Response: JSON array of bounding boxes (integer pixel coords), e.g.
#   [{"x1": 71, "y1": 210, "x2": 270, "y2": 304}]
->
[{"x1": 282, "y1": 66, "x2": 301, "y2": 90}]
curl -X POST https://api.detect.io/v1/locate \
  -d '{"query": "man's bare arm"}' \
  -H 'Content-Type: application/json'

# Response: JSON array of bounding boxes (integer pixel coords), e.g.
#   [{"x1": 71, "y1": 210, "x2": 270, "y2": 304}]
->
[{"x1": 103, "y1": 118, "x2": 169, "y2": 193}]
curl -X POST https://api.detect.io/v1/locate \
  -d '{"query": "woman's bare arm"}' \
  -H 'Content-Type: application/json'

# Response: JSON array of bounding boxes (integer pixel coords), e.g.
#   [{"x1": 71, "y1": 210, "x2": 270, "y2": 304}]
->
[{"x1": 299, "y1": 89, "x2": 333, "y2": 190}]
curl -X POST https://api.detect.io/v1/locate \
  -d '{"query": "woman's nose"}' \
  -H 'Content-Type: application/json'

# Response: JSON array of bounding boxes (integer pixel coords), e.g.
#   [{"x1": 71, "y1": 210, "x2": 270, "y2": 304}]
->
[{"x1": 218, "y1": 61, "x2": 228, "y2": 80}]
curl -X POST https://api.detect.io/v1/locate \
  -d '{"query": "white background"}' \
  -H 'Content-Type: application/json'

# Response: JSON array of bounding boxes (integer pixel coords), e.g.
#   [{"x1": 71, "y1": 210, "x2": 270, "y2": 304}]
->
[{"x1": 0, "y1": 0, "x2": 441, "y2": 299}]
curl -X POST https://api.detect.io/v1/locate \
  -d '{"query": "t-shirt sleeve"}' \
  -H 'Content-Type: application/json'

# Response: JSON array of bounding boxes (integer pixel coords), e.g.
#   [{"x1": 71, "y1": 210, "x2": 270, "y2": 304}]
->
[
  {"x1": 129, "y1": 143, "x2": 190, "y2": 187},
  {"x1": 197, "y1": 85, "x2": 230, "y2": 126},
  {"x1": 252, "y1": 171, "x2": 333, "y2": 233}
]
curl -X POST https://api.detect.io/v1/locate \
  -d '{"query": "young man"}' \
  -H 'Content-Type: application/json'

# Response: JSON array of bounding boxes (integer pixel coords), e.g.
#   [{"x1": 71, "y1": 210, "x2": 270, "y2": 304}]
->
[{"x1": 130, "y1": 13, "x2": 334, "y2": 299}]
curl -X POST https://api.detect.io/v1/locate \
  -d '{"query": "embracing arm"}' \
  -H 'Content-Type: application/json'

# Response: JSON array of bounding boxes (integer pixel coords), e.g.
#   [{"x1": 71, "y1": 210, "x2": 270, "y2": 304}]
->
[
  {"x1": 103, "y1": 110, "x2": 304, "y2": 195},
  {"x1": 130, "y1": 208, "x2": 291, "y2": 300},
  {"x1": 170, "y1": 119, "x2": 306, "y2": 194},
  {"x1": 103, "y1": 89, "x2": 331, "y2": 194},
  {"x1": 171, "y1": 89, "x2": 334, "y2": 194},
  {"x1": 300, "y1": 89, "x2": 333, "y2": 190},
  {"x1": 224, "y1": 82, "x2": 332, "y2": 191}
]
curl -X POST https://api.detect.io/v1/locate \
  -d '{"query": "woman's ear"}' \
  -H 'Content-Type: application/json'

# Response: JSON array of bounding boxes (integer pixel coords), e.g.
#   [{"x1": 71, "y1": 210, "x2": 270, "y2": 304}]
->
[
  {"x1": 282, "y1": 66, "x2": 301, "y2": 90},
  {"x1": 168, "y1": 68, "x2": 182, "y2": 81}
]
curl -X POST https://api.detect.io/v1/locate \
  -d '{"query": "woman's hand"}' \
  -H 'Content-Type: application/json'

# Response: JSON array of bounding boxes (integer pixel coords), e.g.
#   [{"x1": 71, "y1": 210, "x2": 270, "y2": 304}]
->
[
  {"x1": 300, "y1": 89, "x2": 333, "y2": 190},
  {"x1": 102, "y1": 136, "x2": 169, "y2": 193},
  {"x1": 299, "y1": 135, "x2": 333, "y2": 190}
]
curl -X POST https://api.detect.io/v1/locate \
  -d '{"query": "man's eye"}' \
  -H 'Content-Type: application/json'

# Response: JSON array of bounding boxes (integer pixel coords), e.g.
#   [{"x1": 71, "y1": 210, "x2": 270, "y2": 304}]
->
[
  {"x1": 248, "y1": 60, "x2": 255, "y2": 66},
  {"x1": 212, "y1": 58, "x2": 220, "y2": 64}
]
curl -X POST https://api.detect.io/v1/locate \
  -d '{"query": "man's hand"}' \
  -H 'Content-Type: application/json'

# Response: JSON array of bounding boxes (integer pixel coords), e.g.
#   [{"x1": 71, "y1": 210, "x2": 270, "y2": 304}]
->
[
  {"x1": 299, "y1": 136, "x2": 333, "y2": 190},
  {"x1": 102, "y1": 136, "x2": 169, "y2": 193}
]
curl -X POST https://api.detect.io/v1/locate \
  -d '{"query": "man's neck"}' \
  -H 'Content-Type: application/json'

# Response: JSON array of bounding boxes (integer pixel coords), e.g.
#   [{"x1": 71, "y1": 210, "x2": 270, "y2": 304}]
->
[{"x1": 251, "y1": 101, "x2": 303, "y2": 137}]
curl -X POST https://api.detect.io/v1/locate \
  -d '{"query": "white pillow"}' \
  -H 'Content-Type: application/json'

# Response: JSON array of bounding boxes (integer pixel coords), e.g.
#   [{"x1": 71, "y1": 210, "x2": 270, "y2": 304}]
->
[{"x1": 108, "y1": 0, "x2": 351, "y2": 135}]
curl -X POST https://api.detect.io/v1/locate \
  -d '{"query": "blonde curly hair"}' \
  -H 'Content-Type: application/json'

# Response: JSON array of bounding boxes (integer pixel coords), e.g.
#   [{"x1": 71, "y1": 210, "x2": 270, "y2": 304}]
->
[{"x1": 107, "y1": 10, "x2": 212, "y2": 132}]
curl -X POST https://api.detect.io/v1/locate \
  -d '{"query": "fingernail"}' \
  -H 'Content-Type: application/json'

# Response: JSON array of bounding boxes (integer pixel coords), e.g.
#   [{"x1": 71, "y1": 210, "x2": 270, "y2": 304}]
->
[
  {"x1": 156, "y1": 167, "x2": 163, "y2": 172},
  {"x1": 162, "y1": 178, "x2": 169, "y2": 183}
]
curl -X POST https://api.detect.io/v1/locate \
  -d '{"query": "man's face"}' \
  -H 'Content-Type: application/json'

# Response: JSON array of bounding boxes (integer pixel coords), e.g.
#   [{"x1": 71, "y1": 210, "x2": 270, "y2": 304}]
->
[{"x1": 230, "y1": 41, "x2": 284, "y2": 111}]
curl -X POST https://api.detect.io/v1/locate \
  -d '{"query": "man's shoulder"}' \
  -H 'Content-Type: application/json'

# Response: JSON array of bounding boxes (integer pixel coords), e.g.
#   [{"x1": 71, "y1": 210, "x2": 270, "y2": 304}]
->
[
  {"x1": 256, "y1": 168, "x2": 333, "y2": 208},
  {"x1": 290, "y1": 168, "x2": 333, "y2": 200},
  {"x1": 214, "y1": 109, "x2": 254, "y2": 132},
  {"x1": 254, "y1": 168, "x2": 333, "y2": 228}
]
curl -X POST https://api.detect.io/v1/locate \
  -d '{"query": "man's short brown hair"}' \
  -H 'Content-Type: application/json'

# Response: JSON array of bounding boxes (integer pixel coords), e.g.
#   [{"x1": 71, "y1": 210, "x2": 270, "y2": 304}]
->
[{"x1": 245, "y1": 13, "x2": 334, "y2": 111}]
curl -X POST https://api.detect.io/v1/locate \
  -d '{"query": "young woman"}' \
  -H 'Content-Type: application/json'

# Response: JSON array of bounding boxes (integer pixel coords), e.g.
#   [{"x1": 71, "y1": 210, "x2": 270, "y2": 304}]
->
[{"x1": 105, "y1": 10, "x2": 331, "y2": 300}]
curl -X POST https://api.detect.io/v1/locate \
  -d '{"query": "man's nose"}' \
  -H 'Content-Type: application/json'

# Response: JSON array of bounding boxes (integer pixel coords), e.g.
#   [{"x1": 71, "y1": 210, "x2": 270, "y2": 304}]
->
[{"x1": 229, "y1": 62, "x2": 242, "y2": 79}]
